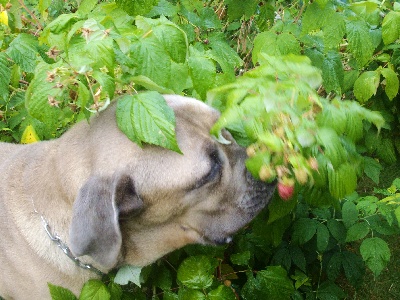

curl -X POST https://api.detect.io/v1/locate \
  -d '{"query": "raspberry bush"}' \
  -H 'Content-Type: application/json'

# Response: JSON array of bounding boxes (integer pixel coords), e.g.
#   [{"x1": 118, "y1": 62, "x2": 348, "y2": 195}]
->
[{"x1": 1, "y1": 0, "x2": 400, "y2": 299}]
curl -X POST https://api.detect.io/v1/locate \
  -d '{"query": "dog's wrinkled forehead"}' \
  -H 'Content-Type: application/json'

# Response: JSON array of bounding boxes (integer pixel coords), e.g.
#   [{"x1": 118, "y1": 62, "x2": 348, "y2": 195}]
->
[
  {"x1": 164, "y1": 95, "x2": 220, "y2": 131},
  {"x1": 129, "y1": 96, "x2": 222, "y2": 196}
]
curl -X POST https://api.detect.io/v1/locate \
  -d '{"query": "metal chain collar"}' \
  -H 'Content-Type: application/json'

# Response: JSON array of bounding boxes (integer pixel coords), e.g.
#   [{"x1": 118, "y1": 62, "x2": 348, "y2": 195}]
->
[{"x1": 32, "y1": 200, "x2": 105, "y2": 276}]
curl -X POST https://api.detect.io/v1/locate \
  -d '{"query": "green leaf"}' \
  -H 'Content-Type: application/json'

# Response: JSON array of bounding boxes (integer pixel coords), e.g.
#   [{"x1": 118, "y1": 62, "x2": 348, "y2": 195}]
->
[
  {"x1": 302, "y1": 2, "x2": 345, "y2": 50},
  {"x1": 115, "y1": 0, "x2": 158, "y2": 16},
  {"x1": 267, "y1": 194, "x2": 297, "y2": 224},
  {"x1": 131, "y1": 75, "x2": 174, "y2": 94},
  {"x1": 291, "y1": 270, "x2": 310, "y2": 290},
  {"x1": 360, "y1": 237, "x2": 391, "y2": 277},
  {"x1": 341, "y1": 251, "x2": 365, "y2": 288},
  {"x1": 92, "y1": 71, "x2": 115, "y2": 99},
  {"x1": 327, "y1": 219, "x2": 346, "y2": 244},
  {"x1": 322, "y1": 13, "x2": 346, "y2": 50},
  {"x1": 198, "y1": 7, "x2": 222, "y2": 30},
  {"x1": 328, "y1": 249, "x2": 365, "y2": 287},
  {"x1": 225, "y1": 0, "x2": 259, "y2": 21},
  {"x1": 177, "y1": 256, "x2": 218, "y2": 289},
  {"x1": 395, "y1": 206, "x2": 400, "y2": 225},
  {"x1": 381, "y1": 67, "x2": 399, "y2": 100},
  {"x1": 302, "y1": 2, "x2": 325, "y2": 33},
  {"x1": 328, "y1": 163, "x2": 358, "y2": 199},
  {"x1": 129, "y1": 32, "x2": 171, "y2": 90},
  {"x1": 256, "y1": 266, "x2": 295, "y2": 299},
  {"x1": 317, "y1": 223, "x2": 330, "y2": 252},
  {"x1": 116, "y1": 92, "x2": 180, "y2": 152},
  {"x1": 208, "y1": 285, "x2": 236, "y2": 300},
  {"x1": 188, "y1": 52, "x2": 216, "y2": 100},
  {"x1": 342, "y1": 201, "x2": 359, "y2": 229},
  {"x1": 79, "y1": 280, "x2": 110, "y2": 300},
  {"x1": 147, "y1": 0, "x2": 179, "y2": 17},
  {"x1": 208, "y1": 36, "x2": 243, "y2": 80},
  {"x1": 152, "y1": 264, "x2": 173, "y2": 291},
  {"x1": 0, "y1": 53, "x2": 11, "y2": 101},
  {"x1": 344, "y1": 113, "x2": 363, "y2": 141},
  {"x1": 326, "y1": 252, "x2": 342, "y2": 281},
  {"x1": 382, "y1": 11, "x2": 400, "y2": 45},
  {"x1": 316, "y1": 102, "x2": 347, "y2": 135},
  {"x1": 345, "y1": 221, "x2": 370, "y2": 242},
  {"x1": 76, "y1": 81, "x2": 91, "y2": 111},
  {"x1": 108, "y1": 282, "x2": 123, "y2": 300},
  {"x1": 48, "y1": 283, "x2": 78, "y2": 300},
  {"x1": 357, "y1": 196, "x2": 378, "y2": 216},
  {"x1": 265, "y1": 216, "x2": 292, "y2": 247},
  {"x1": 343, "y1": 70, "x2": 359, "y2": 92},
  {"x1": 178, "y1": 289, "x2": 206, "y2": 300},
  {"x1": 38, "y1": 0, "x2": 52, "y2": 15},
  {"x1": 140, "y1": 16, "x2": 188, "y2": 64},
  {"x1": 321, "y1": 51, "x2": 344, "y2": 94},
  {"x1": 292, "y1": 218, "x2": 319, "y2": 245},
  {"x1": 74, "y1": 20, "x2": 115, "y2": 70},
  {"x1": 289, "y1": 245, "x2": 307, "y2": 272},
  {"x1": 48, "y1": 0, "x2": 65, "y2": 17},
  {"x1": 253, "y1": 31, "x2": 301, "y2": 64},
  {"x1": 230, "y1": 251, "x2": 251, "y2": 266},
  {"x1": 346, "y1": 19, "x2": 375, "y2": 67},
  {"x1": 76, "y1": 0, "x2": 98, "y2": 15},
  {"x1": 43, "y1": 13, "x2": 80, "y2": 34},
  {"x1": 353, "y1": 71, "x2": 380, "y2": 103},
  {"x1": 25, "y1": 61, "x2": 63, "y2": 130},
  {"x1": 376, "y1": 138, "x2": 397, "y2": 164},
  {"x1": 114, "y1": 265, "x2": 142, "y2": 287},
  {"x1": 6, "y1": 33, "x2": 39, "y2": 73},
  {"x1": 363, "y1": 157, "x2": 382, "y2": 184},
  {"x1": 316, "y1": 281, "x2": 346, "y2": 300},
  {"x1": 271, "y1": 247, "x2": 291, "y2": 271},
  {"x1": 163, "y1": 291, "x2": 179, "y2": 300},
  {"x1": 316, "y1": 127, "x2": 347, "y2": 168}
]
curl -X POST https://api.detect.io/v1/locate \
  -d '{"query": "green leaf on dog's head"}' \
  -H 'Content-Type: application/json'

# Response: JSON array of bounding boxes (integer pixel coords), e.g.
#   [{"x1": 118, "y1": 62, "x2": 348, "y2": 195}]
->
[{"x1": 116, "y1": 91, "x2": 180, "y2": 153}]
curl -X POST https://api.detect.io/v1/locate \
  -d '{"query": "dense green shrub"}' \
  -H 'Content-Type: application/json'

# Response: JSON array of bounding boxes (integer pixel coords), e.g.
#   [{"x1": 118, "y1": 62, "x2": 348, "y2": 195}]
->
[{"x1": 1, "y1": 0, "x2": 400, "y2": 299}]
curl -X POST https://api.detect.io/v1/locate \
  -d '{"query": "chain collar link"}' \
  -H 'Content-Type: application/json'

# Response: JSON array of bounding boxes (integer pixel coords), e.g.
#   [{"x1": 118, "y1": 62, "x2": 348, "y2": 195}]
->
[{"x1": 32, "y1": 200, "x2": 105, "y2": 276}]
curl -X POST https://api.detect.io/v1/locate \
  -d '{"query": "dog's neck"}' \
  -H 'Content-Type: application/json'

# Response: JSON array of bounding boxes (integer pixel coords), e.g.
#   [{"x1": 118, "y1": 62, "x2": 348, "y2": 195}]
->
[{"x1": 32, "y1": 198, "x2": 105, "y2": 276}]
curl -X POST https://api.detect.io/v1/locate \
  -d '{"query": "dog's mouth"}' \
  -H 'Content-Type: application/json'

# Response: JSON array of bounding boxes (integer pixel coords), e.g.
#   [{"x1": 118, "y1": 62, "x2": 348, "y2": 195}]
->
[{"x1": 181, "y1": 224, "x2": 234, "y2": 246}]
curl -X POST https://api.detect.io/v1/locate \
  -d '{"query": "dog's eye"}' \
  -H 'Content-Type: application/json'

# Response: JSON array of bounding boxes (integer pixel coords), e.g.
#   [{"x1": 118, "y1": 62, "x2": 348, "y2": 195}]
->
[
  {"x1": 207, "y1": 150, "x2": 222, "y2": 181},
  {"x1": 194, "y1": 149, "x2": 222, "y2": 189}
]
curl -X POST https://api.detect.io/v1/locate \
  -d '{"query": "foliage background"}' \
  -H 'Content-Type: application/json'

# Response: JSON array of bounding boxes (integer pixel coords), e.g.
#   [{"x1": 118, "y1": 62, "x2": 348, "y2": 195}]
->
[{"x1": 1, "y1": 0, "x2": 400, "y2": 299}]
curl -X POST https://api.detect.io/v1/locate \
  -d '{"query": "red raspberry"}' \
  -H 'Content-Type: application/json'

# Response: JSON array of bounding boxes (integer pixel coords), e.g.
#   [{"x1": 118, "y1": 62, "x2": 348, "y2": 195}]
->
[{"x1": 278, "y1": 181, "x2": 294, "y2": 200}]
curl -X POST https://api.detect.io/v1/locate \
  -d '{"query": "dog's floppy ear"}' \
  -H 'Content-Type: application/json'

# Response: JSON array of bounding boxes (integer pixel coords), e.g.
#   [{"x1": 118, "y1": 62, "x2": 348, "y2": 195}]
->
[{"x1": 69, "y1": 173, "x2": 143, "y2": 269}]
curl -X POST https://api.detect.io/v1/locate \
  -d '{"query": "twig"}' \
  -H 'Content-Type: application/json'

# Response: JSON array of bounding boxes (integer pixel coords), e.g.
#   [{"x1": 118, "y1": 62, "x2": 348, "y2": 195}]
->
[{"x1": 18, "y1": 0, "x2": 42, "y2": 30}]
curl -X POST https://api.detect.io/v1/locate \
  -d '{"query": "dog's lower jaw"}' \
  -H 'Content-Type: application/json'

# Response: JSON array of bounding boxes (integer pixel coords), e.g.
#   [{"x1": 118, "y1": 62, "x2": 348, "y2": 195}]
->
[{"x1": 121, "y1": 223, "x2": 202, "y2": 267}]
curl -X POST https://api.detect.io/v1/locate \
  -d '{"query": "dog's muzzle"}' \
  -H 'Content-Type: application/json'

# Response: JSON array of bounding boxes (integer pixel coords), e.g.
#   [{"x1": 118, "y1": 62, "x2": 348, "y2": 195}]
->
[{"x1": 241, "y1": 171, "x2": 276, "y2": 216}]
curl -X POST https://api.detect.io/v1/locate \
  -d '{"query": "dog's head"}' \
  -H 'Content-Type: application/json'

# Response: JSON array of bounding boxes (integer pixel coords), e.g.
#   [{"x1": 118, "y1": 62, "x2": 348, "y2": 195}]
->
[{"x1": 69, "y1": 95, "x2": 275, "y2": 270}]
